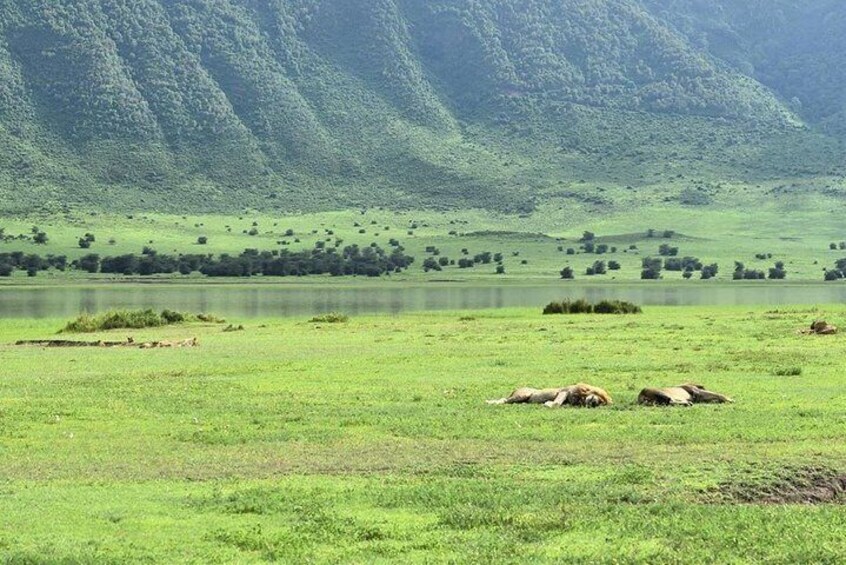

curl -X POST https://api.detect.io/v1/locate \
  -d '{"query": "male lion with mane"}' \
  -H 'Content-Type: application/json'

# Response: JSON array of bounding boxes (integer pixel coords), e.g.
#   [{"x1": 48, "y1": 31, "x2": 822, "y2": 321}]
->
[
  {"x1": 487, "y1": 384, "x2": 612, "y2": 408},
  {"x1": 637, "y1": 384, "x2": 732, "y2": 406}
]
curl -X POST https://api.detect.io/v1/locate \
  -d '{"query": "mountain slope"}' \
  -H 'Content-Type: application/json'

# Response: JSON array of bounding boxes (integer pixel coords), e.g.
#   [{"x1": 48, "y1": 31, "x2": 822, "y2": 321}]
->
[{"x1": 0, "y1": 0, "x2": 843, "y2": 215}]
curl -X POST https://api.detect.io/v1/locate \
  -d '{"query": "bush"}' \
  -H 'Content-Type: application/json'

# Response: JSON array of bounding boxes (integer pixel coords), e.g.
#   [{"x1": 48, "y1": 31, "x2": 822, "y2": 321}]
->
[
  {"x1": 495, "y1": 265, "x2": 505, "y2": 275},
  {"x1": 608, "y1": 261, "x2": 621, "y2": 270},
  {"x1": 423, "y1": 257, "x2": 442, "y2": 272},
  {"x1": 560, "y1": 266, "x2": 574, "y2": 279},
  {"x1": 78, "y1": 238, "x2": 91, "y2": 249},
  {"x1": 593, "y1": 300, "x2": 642, "y2": 314},
  {"x1": 701, "y1": 264, "x2": 719, "y2": 279},
  {"x1": 543, "y1": 299, "x2": 640, "y2": 315},
  {"x1": 160, "y1": 309, "x2": 186, "y2": 324},
  {"x1": 309, "y1": 313, "x2": 349, "y2": 323},
  {"x1": 768, "y1": 262, "x2": 787, "y2": 279},
  {"x1": 197, "y1": 236, "x2": 208, "y2": 245},
  {"x1": 586, "y1": 261, "x2": 606, "y2": 276},
  {"x1": 658, "y1": 244, "x2": 679, "y2": 256},
  {"x1": 62, "y1": 309, "x2": 161, "y2": 333}
]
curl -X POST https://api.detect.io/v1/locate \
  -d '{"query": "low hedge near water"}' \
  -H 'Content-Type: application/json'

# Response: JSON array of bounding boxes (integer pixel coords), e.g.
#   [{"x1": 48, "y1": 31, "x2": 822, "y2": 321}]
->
[
  {"x1": 61, "y1": 309, "x2": 223, "y2": 333},
  {"x1": 543, "y1": 299, "x2": 642, "y2": 315}
]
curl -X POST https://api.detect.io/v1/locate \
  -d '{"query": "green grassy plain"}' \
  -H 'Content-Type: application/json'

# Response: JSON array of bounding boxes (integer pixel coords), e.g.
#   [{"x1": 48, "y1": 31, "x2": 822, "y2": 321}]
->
[
  {"x1": 2, "y1": 305, "x2": 846, "y2": 562},
  {"x1": 3, "y1": 188, "x2": 846, "y2": 283}
]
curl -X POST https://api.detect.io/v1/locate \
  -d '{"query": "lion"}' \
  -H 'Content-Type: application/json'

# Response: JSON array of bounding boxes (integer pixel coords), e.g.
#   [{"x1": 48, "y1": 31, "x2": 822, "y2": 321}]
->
[
  {"x1": 810, "y1": 320, "x2": 837, "y2": 335},
  {"x1": 487, "y1": 383, "x2": 612, "y2": 408},
  {"x1": 637, "y1": 384, "x2": 733, "y2": 406}
]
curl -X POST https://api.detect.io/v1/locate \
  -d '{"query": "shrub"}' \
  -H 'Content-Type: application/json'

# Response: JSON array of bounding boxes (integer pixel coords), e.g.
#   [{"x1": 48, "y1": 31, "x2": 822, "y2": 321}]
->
[
  {"x1": 33, "y1": 231, "x2": 48, "y2": 244},
  {"x1": 423, "y1": 257, "x2": 442, "y2": 272},
  {"x1": 658, "y1": 244, "x2": 679, "y2": 256},
  {"x1": 78, "y1": 238, "x2": 91, "y2": 249},
  {"x1": 701, "y1": 263, "x2": 719, "y2": 279},
  {"x1": 495, "y1": 265, "x2": 505, "y2": 275},
  {"x1": 543, "y1": 299, "x2": 640, "y2": 315},
  {"x1": 566, "y1": 248, "x2": 576, "y2": 255},
  {"x1": 160, "y1": 309, "x2": 186, "y2": 324},
  {"x1": 76, "y1": 254, "x2": 101, "y2": 273},
  {"x1": 560, "y1": 266, "x2": 574, "y2": 279},
  {"x1": 768, "y1": 262, "x2": 787, "y2": 280},
  {"x1": 586, "y1": 261, "x2": 606, "y2": 276},
  {"x1": 63, "y1": 309, "x2": 162, "y2": 333},
  {"x1": 608, "y1": 261, "x2": 621, "y2": 270},
  {"x1": 197, "y1": 236, "x2": 208, "y2": 245},
  {"x1": 593, "y1": 300, "x2": 642, "y2": 314},
  {"x1": 309, "y1": 313, "x2": 349, "y2": 323}
]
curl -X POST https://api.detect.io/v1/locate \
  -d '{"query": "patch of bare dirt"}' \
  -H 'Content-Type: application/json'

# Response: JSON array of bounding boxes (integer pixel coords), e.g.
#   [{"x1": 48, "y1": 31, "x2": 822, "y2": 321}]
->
[{"x1": 706, "y1": 466, "x2": 846, "y2": 505}]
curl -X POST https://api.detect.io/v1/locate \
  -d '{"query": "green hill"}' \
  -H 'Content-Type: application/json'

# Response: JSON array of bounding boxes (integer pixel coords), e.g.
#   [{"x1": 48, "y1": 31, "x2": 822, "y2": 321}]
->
[{"x1": 0, "y1": 0, "x2": 843, "y2": 214}]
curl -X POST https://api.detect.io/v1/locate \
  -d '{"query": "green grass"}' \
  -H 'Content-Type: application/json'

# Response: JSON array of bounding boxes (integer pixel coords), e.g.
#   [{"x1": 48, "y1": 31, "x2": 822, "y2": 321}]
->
[{"x1": 2, "y1": 305, "x2": 846, "y2": 562}]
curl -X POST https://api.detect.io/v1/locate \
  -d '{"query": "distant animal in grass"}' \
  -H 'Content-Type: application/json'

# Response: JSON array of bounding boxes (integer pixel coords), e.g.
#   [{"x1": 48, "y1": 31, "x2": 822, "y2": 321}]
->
[
  {"x1": 138, "y1": 337, "x2": 198, "y2": 349},
  {"x1": 486, "y1": 384, "x2": 612, "y2": 408},
  {"x1": 637, "y1": 384, "x2": 733, "y2": 406},
  {"x1": 804, "y1": 320, "x2": 838, "y2": 335}
]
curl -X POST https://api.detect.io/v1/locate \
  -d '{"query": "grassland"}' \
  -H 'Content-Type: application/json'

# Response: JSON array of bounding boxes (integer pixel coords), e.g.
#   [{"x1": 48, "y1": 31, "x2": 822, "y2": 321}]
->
[
  {"x1": 1, "y1": 305, "x2": 846, "y2": 562},
  {"x1": 3, "y1": 185, "x2": 846, "y2": 284}
]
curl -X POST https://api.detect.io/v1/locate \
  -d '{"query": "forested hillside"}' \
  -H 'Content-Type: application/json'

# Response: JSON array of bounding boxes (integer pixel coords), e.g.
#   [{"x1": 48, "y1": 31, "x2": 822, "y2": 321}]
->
[{"x1": 0, "y1": 0, "x2": 843, "y2": 214}]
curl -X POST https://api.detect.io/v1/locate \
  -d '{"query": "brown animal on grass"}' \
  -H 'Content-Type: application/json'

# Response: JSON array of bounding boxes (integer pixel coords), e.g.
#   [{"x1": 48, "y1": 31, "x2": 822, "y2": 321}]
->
[
  {"x1": 637, "y1": 384, "x2": 733, "y2": 407},
  {"x1": 809, "y1": 320, "x2": 837, "y2": 335},
  {"x1": 487, "y1": 384, "x2": 612, "y2": 408}
]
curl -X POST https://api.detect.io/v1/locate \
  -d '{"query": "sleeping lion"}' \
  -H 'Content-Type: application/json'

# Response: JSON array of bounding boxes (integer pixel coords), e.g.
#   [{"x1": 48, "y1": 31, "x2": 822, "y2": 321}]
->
[
  {"x1": 637, "y1": 384, "x2": 732, "y2": 406},
  {"x1": 486, "y1": 384, "x2": 612, "y2": 408}
]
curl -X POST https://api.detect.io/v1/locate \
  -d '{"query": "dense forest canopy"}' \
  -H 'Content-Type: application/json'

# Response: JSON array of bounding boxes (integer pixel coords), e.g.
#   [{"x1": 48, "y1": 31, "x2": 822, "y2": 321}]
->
[{"x1": 0, "y1": 0, "x2": 843, "y2": 213}]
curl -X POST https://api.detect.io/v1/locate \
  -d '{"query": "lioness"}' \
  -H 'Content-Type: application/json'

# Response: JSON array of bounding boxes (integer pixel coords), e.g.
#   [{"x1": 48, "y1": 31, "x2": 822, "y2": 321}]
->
[
  {"x1": 637, "y1": 384, "x2": 732, "y2": 406},
  {"x1": 487, "y1": 384, "x2": 612, "y2": 408}
]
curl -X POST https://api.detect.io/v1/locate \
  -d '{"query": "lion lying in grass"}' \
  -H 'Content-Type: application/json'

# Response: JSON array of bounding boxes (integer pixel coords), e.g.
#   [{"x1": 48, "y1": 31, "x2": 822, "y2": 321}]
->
[
  {"x1": 637, "y1": 384, "x2": 732, "y2": 406},
  {"x1": 486, "y1": 384, "x2": 612, "y2": 408}
]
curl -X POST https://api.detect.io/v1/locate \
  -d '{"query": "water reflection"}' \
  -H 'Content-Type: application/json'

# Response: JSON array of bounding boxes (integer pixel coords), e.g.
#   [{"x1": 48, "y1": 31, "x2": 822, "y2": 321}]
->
[{"x1": 1, "y1": 284, "x2": 845, "y2": 319}]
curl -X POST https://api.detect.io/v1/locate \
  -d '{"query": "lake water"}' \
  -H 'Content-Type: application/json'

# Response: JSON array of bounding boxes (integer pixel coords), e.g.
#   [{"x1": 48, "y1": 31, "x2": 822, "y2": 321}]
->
[{"x1": 1, "y1": 283, "x2": 845, "y2": 319}]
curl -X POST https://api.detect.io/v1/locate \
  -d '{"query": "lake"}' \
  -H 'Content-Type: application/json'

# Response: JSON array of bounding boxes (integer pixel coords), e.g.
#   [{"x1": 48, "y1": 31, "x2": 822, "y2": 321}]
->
[{"x1": 1, "y1": 283, "x2": 845, "y2": 319}]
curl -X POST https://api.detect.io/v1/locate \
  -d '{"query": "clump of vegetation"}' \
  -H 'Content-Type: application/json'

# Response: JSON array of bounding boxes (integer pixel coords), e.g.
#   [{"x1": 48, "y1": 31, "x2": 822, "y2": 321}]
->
[
  {"x1": 542, "y1": 299, "x2": 641, "y2": 315},
  {"x1": 62, "y1": 309, "x2": 194, "y2": 333},
  {"x1": 773, "y1": 367, "x2": 803, "y2": 377},
  {"x1": 733, "y1": 262, "x2": 766, "y2": 280},
  {"x1": 309, "y1": 313, "x2": 349, "y2": 324},
  {"x1": 223, "y1": 324, "x2": 245, "y2": 332}
]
